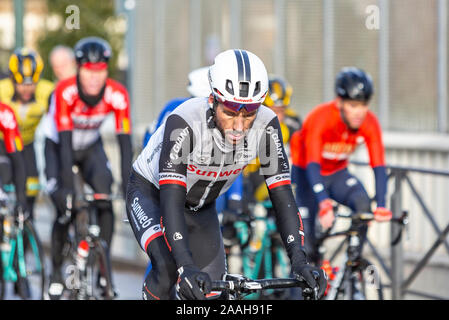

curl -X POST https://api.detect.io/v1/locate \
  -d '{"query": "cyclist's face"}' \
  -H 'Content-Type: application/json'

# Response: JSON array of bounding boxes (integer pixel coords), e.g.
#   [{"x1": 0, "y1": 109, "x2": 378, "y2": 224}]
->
[
  {"x1": 78, "y1": 67, "x2": 108, "y2": 96},
  {"x1": 214, "y1": 99, "x2": 258, "y2": 145},
  {"x1": 338, "y1": 98, "x2": 369, "y2": 130},
  {"x1": 14, "y1": 83, "x2": 36, "y2": 103},
  {"x1": 50, "y1": 51, "x2": 76, "y2": 81}
]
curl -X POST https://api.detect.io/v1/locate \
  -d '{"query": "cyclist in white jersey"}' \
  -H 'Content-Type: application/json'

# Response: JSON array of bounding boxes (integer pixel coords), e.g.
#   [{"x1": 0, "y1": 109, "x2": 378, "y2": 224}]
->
[{"x1": 127, "y1": 49, "x2": 327, "y2": 300}]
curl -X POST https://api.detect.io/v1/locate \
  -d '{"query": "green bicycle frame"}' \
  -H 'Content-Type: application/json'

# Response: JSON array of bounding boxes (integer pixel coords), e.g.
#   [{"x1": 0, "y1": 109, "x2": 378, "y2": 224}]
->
[
  {"x1": 1, "y1": 225, "x2": 42, "y2": 283},
  {"x1": 238, "y1": 200, "x2": 290, "y2": 300}
]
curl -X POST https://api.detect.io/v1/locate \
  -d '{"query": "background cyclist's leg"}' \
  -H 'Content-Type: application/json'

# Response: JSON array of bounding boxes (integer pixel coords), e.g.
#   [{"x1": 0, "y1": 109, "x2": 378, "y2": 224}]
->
[
  {"x1": 45, "y1": 138, "x2": 67, "y2": 297},
  {"x1": 80, "y1": 139, "x2": 114, "y2": 249},
  {"x1": 23, "y1": 142, "x2": 39, "y2": 221},
  {"x1": 327, "y1": 169, "x2": 371, "y2": 255},
  {"x1": 292, "y1": 166, "x2": 319, "y2": 263},
  {"x1": 125, "y1": 171, "x2": 177, "y2": 300},
  {"x1": 0, "y1": 143, "x2": 13, "y2": 189}
]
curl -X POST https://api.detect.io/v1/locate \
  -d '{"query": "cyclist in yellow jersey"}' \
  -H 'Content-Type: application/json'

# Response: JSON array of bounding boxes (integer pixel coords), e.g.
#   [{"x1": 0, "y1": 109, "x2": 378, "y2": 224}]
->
[
  {"x1": 0, "y1": 48, "x2": 54, "y2": 219},
  {"x1": 243, "y1": 76, "x2": 302, "y2": 203}
]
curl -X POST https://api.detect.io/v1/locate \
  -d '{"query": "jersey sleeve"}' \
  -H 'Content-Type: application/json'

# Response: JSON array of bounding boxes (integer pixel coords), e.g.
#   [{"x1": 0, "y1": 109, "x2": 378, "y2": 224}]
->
[
  {"x1": 0, "y1": 106, "x2": 23, "y2": 153},
  {"x1": 258, "y1": 116, "x2": 308, "y2": 265},
  {"x1": 110, "y1": 85, "x2": 132, "y2": 135},
  {"x1": 362, "y1": 114, "x2": 387, "y2": 207},
  {"x1": 54, "y1": 83, "x2": 74, "y2": 132},
  {"x1": 158, "y1": 114, "x2": 195, "y2": 268},
  {"x1": 304, "y1": 116, "x2": 326, "y2": 166},
  {"x1": 362, "y1": 114, "x2": 385, "y2": 168}
]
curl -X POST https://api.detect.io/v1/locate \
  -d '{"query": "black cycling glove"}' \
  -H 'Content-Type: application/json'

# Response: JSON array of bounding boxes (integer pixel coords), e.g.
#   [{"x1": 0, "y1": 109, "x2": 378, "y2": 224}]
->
[
  {"x1": 175, "y1": 264, "x2": 212, "y2": 300},
  {"x1": 292, "y1": 262, "x2": 327, "y2": 299}
]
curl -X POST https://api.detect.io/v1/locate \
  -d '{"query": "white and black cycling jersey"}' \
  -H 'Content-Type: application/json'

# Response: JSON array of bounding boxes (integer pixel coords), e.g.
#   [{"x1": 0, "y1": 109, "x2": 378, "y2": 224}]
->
[
  {"x1": 132, "y1": 96, "x2": 306, "y2": 268},
  {"x1": 133, "y1": 97, "x2": 291, "y2": 211}
]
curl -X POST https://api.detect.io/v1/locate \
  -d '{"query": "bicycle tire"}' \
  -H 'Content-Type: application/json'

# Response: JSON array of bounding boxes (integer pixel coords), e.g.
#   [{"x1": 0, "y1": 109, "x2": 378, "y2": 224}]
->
[
  {"x1": 355, "y1": 258, "x2": 384, "y2": 300},
  {"x1": 85, "y1": 238, "x2": 114, "y2": 300},
  {"x1": 17, "y1": 220, "x2": 47, "y2": 300},
  {"x1": 328, "y1": 258, "x2": 383, "y2": 300}
]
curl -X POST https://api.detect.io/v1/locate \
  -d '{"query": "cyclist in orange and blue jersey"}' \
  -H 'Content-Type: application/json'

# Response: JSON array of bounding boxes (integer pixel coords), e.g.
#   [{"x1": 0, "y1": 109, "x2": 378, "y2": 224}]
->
[{"x1": 290, "y1": 67, "x2": 392, "y2": 263}]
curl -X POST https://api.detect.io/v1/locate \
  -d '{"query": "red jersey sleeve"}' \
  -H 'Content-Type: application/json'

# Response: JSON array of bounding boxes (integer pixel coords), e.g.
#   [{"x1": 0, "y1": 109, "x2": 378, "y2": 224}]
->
[
  {"x1": 106, "y1": 80, "x2": 131, "y2": 134},
  {"x1": 0, "y1": 103, "x2": 23, "y2": 153},
  {"x1": 361, "y1": 112, "x2": 385, "y2": 168},
  {"x1": 304, "y1": 113, "x2": 327, "y2": 166},
  {"x1": 290, "y1": 130, "x2": 301, "y2": 166},
  {"x1": 54, "y1": 79, "x2": 76, "y2": 132}
]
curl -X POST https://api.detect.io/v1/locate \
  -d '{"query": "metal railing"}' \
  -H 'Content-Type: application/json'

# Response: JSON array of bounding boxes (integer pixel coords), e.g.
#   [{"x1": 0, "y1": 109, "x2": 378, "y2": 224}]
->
[{"x1": 351, "y1": 160, "x2": 449, "y2": 300}]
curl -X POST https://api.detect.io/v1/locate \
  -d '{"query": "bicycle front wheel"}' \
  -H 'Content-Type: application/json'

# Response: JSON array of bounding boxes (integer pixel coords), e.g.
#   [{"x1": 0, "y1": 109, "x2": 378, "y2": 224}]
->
[
  {"x1": 84, "y1": 238, "x2": 115, "y2": 300},
  {"x1": 339, "y1": 259, "x2": 383, "y2": 300},
  {"x1": 354, "y1": 259, "x2": 384, "y2": 300}
]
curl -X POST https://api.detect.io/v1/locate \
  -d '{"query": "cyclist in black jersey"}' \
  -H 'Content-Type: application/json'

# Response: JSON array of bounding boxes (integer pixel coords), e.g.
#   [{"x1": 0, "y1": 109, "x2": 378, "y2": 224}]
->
[{"x1": 126, "y1": 49, "x2": 327, "y2": 300}]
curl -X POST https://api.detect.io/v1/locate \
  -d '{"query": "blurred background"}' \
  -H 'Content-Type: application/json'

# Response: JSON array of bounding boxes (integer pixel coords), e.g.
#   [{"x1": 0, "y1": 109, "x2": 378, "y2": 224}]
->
[{"x1": 0, "y1": 0, "x2": 448, "y2": 299}]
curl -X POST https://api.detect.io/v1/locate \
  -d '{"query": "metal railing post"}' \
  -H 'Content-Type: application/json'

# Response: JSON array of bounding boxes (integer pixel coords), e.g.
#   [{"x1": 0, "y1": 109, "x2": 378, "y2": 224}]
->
[{"x1": 390, "y1": 169, "x2": 404, "y2": 300}]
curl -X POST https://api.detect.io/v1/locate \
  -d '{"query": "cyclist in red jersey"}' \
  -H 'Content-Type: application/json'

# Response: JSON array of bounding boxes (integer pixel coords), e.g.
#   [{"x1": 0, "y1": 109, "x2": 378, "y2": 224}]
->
[
  {"x1": 49, "y1": 37, "x2": 132, "y2": 298},
  {"x1": 0, "y1": 102, "x2": 28, "y2": 216},
  {"x1": 290, "y1": 67, "x2": 392, "y2": 263}
]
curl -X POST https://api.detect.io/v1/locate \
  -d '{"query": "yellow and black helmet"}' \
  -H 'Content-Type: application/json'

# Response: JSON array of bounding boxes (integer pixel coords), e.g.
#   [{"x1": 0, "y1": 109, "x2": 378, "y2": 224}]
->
[
  {"x1": 263, "y1": 76, "x2": 293, "y2": 108},
  {"x1": 9, "y1": 48, "x2": 44, "y2": 84}
]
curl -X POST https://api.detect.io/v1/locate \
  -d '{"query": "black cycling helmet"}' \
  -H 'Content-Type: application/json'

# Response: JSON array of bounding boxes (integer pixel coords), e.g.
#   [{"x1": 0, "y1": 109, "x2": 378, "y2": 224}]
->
[
  {"x1": 335, "y1": 67, "x2": 373, "y2": 103},
  {"x1": 74, "y1": 37, "x2": 111, "y2": 70}
]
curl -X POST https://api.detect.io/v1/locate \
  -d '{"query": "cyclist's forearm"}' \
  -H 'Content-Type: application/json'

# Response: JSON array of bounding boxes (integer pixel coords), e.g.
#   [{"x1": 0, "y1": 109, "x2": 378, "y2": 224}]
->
[
  {"x1": 9, "y1": 151, "x2": 27, "y2": 207},
  {"x1": 269, "y1": 184, "x2": 307, "y2": 265},
  {"x1": 373, "y1": 166, "x2": 387, "y2": 207},
  {"x1": 117, "y1": 133, "x2": 133, "y2": 192},
  {"x1": 305, "y1": 162, "x2": 329, "y2": 202},
  {"x1": 160, "y1": 184, "x2": 194, "y2": 268},
  {"x1": 58, "y1": 131, "x2": 74, "y2": 190}
]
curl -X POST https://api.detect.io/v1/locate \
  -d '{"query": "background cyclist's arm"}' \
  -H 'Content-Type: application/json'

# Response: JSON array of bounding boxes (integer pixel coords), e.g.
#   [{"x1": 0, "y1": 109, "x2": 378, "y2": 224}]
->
[
  {"x1": 362, "y1": 113, "x2": 387, "y2": 208},
  {"x1": 1, "y1": 116, "x2": 27, "y2": 210},
  {"x1": 259, "y1": 116, "x2": 307, "y2": 265},
  {"x1": 111, "y1": 84, "x2": 133, "y2": 196},
  {"x1": 54, "y1": 84, "x2": 74, "y2": 192},
  {"x1": 158, "y1": 114, "x2": 195, "y2": 268}
]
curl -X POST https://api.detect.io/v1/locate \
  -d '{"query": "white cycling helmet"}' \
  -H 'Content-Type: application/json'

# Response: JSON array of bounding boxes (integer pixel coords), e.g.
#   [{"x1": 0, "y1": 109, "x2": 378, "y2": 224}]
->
[
  {"x1": 186, "y1": 67, "x2": 211, "y2": 97},
  {"x1": 208, "y1": 49, "x2": 268, "y2": 111}
]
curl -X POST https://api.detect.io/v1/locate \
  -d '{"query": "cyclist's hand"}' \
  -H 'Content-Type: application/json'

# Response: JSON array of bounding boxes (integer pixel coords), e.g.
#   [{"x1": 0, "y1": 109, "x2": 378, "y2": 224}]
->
[
  {"x1": 54, "y1": 188, "x2": 74, "y2": 214},
  {"x1": 175, "y1": 264, "x2": 212, "y2": 300},
  {"x1": 14, "y1": 203, "x2": 30, "y2": 219},
  {"x1": 374, "y1": 207, "x2": 392, "y2": 222},
  {"x1": 292, "y1": 262, "x2": 327, "y2": 299},
  {"x1": 318, "y1": 199, "x2": 334, "y2": 229}
]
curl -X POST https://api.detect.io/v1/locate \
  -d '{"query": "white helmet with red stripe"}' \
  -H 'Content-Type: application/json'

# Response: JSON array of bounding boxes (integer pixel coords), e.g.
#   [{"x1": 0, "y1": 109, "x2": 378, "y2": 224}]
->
[{"x1": 208, "y1": 49, "x2": 268, "y2": 106}]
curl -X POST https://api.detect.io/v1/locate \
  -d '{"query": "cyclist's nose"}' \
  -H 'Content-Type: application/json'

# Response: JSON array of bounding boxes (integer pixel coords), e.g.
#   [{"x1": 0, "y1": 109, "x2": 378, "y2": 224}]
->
[{"x1": 233, "y1": 114, "x2": 245, "y2": 132}]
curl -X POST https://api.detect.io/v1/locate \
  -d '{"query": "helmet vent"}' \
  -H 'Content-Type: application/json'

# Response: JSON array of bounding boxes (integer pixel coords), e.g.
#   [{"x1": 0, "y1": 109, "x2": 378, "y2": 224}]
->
[
  {"x1": 226, "y1": 80, "x2": 234, "y2": 95},
  {"x1": 239, "y1": 82, "x2": 249, "y2": 97},
  {"x1": 253, "y1": 81, "x2": 261, "y2": 97}
]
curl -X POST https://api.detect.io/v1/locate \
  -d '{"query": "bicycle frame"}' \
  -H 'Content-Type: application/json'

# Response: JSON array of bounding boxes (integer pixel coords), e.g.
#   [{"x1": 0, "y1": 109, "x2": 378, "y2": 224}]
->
[
  {"x1": 1, "y1": 206, "x2": 44, "y2": 299},
  {"x1": 237, "y1": 203, "x2": 290, "y2": 299},
  {"x1": 317, "y1": 210, "x2": 408, "y2": 300}
]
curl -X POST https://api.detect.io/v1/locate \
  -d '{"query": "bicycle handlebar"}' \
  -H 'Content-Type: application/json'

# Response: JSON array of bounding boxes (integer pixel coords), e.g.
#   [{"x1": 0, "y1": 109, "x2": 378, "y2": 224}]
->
[
  {"x1": 211, "y1": 275, "x2": 319, "y2": 300},
  {"x1": 335, "y1": 211, "x2": 409, "y2": 226},
  {"x1": 58, "y1": 193, "x2": 121, "y2": 225}
]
